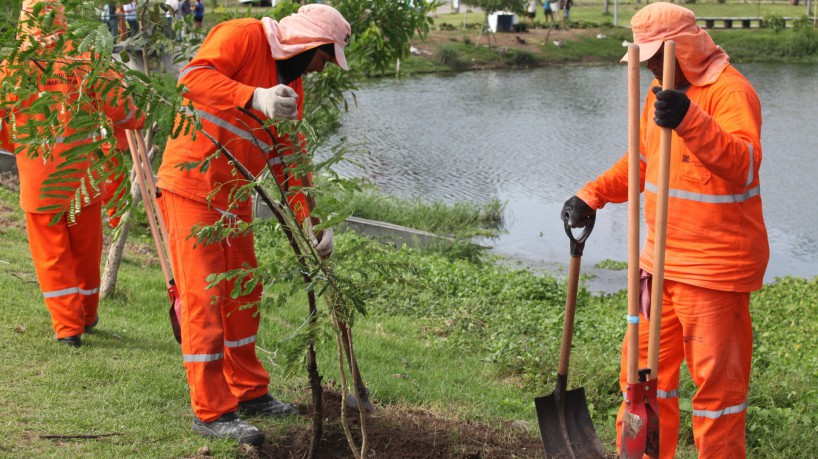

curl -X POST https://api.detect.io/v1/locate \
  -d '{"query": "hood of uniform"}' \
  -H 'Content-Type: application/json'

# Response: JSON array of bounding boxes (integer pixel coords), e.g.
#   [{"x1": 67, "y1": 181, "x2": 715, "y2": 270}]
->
[
  {"x1": 18, "y1": 0, "x2": 67, "y2": 49},
  {"x1": 620, "y1": 2, "x2": 729, "y2": 86},
  {"x1": 261, "y1": 4, "x2": 351, "y2": 71}
]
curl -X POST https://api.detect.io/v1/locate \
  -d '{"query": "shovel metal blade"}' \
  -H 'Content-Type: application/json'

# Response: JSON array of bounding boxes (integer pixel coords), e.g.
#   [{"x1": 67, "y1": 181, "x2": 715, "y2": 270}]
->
[
  {"x1": 535, "y1": 387, "x2": 606, "y2": 459},
  {"x1": 621, "y1": 382, "x2": 648, "y2": 459},
  {"x1": 167, "y1": 284, "x2": 182, "y2": 344}
]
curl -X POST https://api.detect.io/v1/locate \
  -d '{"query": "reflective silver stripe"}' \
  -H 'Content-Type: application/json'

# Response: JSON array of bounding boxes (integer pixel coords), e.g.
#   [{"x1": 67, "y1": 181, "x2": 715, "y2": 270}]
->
[
  {"x1": 197, "y1": 110, "x2": 273, "y2": 152},
  {"x1": 745, "y1": 143, "x2": 754, "y2": 187},
  {"x1": 645, "y1": 182, "x2": 761, "y2": 204},
  {"x1": 183, "y1": 352, "x2": 224, "y2": 363},
  {"x1": 693, "y1": 401, "x2": 747, "y2": 419},
  {"x1": 225, "y1": 335, "x2": 256, "y2": 348},
  {"x1": 640, "y1": 154, "x2": 647, "y2": 163},
  {"x1": 268, "y1": 156, "x2": 282, "y2": 166},
  {"x1": 178, "y1": 65, "x2": 218, "y2": 80},
  {"x1": 657, "y1": 389, "x2": 679, "y2": 399},
  {"x1": 622, "y1": 388, "x2": 679, "y2": 401},
  {"x1": 114, "y1": 105, "x2": 135, "y2": 126},
  {"x1": 43, "y1": 287, "x2": 99, "y2": 298}
]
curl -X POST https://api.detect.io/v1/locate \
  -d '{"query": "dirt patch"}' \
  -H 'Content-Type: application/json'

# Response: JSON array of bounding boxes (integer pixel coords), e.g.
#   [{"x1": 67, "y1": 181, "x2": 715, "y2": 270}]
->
[
  {"x1": 257, "y1": 389, "x2": 545, "y2": 459},
  {"x1": 0, "y1": 171, "x2": 20, "y2": 193}
]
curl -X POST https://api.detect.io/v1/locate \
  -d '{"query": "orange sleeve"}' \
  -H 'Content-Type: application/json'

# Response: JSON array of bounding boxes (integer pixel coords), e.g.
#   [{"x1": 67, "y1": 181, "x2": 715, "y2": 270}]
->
[
  {"x1": 674, "y1": 86, "x2": 761, "y2": 188},
  {"x1": 0, "y1": 113, "x2": 12, "y2": 152},
  {"x1": 177, "y1": 21, "x2": 258, "y2": 111},
  {"x1": 578, "y1": 92, "x2": 652, "y2": 210}
]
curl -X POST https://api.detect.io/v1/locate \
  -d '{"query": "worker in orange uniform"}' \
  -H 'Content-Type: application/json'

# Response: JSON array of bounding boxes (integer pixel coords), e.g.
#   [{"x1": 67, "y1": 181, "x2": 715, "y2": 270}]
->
[
  {"x1": 560, "y1": 3, "x2": 768, "y2": 458},
  {"x1": 155, "y1": 4, "x2": 349, "y2": 445},
  {"x1": 6, "y1": 0, "x2": 144, "y2": 347}
]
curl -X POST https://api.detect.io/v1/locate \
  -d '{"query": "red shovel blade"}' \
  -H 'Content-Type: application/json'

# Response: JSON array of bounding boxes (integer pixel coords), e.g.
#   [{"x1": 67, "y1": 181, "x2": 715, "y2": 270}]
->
[
  {"x1": 167, "y1": 283, "x2": 182, "y2": 344},
  {"x1": 644, "y1": 377, "x2": 660, "y2": 458},
  {"x1": 620, "y1": 381, "x2": 648, "y2": 459}
]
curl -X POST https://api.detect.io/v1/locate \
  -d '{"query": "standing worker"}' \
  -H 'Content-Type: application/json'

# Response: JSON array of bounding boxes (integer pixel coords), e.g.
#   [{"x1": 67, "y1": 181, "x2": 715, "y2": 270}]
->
[
  {"x1": 155, "y1": 4, "x2": 350, "y2": 445},
  {"x1": 6, "y1": 0, "x2": 143, "y2": 347},
  {"x1": 560, "y1": 3, "x2": 768, "y2": 458}
]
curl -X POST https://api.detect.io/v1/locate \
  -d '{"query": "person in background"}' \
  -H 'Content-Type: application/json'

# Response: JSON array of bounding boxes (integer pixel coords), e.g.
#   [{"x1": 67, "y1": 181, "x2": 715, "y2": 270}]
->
[
  {"x1": 560, "y1": 3, "x2": 768, "y2": 458},
  {"x1": 193, "y1": 0, "x2": 204, "y2": 30},
  {"x1": 542, "y1": 0, "x2": 554, "y2": 25},
  {"x1": 560, "y1": 0, "x2": 572, "y2": 21},
  {"x1": 122, "y1": 0, "x2": 137, "y2": 37},
  {"x1": 526, "y1": 0, "x2": 538, "y2": 26},
  {"x1": 180, "y1": 0, "x2": 191, "y2": 18},
  {"x1": 164, "y1": 0, "x2": 178, "y2": 38},
  {"x1": 155, "y1": 4, "x2": 350, "y2": 445},
  {"x1": 7, "y1": 0, "x2": 143, "y2": 347}
]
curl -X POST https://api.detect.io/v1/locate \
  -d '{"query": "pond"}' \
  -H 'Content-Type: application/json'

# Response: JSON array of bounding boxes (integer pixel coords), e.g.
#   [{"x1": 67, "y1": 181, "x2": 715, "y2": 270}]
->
[{"x1": 319, "y1": 63, "x2": 818, "y2": 288}]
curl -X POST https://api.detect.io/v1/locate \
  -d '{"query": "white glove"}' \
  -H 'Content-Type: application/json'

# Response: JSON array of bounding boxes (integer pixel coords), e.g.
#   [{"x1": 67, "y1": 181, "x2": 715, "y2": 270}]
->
[
  {"x1": 314, "y1": 227, "x2": 334, "y2": 259},
  {"x1": 251, "y1": 85, "x2": 298, "y2": 120},
  {"x1": 305, "y1": 219, "x2": 334, "y2": 259}
]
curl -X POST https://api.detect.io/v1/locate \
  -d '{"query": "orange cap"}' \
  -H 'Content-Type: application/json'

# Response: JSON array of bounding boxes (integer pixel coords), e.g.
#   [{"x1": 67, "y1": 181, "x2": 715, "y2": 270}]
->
[
  {"x1": 620, "y1": 2, "x2": 729, "y2": 86},
  {"x1": 620, "y1": 3, "x2": 698, "y2": 63}
]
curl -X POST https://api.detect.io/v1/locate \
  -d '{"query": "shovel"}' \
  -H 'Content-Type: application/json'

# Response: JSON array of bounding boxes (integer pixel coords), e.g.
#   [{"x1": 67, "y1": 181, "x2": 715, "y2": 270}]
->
[
  {"x1": 620, "y1": 41, "x2": 676, "y2": 459},
  {"x1": 125, "y1": 129, "x2": 183, "y2": 343},
  {"x1": 535, "y1": 214, "x2": 605, "y2": 459}
]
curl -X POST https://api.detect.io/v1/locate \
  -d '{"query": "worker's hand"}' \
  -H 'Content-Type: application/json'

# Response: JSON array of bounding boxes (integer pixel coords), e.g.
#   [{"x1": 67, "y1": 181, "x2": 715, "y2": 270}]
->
[
  {"x1": 252, "y1": 85, "x2": 298, "y2": 120},
  {"x1": 561, "y1": 195, "x2": 595, "y2": 228},
  {"x1": 652, "y1": 86, "x2": 690, "y2": 129},
  {"x1": 314, "y1": 228, "x2": 334, "y2": 259},
  {"x1": 305, "y1": 218, "x2": 334, "y2": 259}
]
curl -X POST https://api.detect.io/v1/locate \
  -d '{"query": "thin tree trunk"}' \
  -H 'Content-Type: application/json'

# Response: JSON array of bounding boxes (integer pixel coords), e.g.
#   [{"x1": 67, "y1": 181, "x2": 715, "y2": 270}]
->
[{"x1": 100, "y1": 142, "x2": 157, "y2": 298}]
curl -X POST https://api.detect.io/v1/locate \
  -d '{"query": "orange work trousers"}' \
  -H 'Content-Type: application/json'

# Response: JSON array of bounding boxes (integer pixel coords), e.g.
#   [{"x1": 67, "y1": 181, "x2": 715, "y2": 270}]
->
[
  {"x1": 25, "y1": 202, "x2": 103, "y2": 339},
  {"x1": 157, "y1": 190, "x2": 270, "y2": 422},
  {"x1": 615, "y1": 279, "x2": 753, "y2": 458}
]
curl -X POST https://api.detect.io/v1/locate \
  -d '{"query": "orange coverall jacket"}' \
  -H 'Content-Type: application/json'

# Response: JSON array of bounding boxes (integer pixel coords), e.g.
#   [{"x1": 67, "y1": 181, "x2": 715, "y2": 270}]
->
[
  {"x1": 6, "y1": 54, "x2": 142, "y2": 213},
  {"x1": 577, "y1": 65, "x2": 768, "y2": 292},
  {"x1": 157, "y1": 18, "x2": 310, "y2": 220}
]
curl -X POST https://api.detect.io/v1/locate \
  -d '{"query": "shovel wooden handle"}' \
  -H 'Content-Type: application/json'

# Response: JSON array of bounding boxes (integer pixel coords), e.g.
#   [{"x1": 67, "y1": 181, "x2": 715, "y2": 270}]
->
[
  {"x1": 626, "y1": 44, "x2": 641, "y2": 385},
  {"x1": 647, "y1": 41, "x2": 676, "y2": 381},
  {"x1": 125, "y1": 130, "x2": 173, "y2": 287}
]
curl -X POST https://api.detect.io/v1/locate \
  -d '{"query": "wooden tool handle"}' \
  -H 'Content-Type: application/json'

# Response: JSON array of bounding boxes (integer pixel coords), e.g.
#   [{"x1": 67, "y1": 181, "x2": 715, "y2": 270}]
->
[
  {"x1": 626, "y1": 44, "x2": 641, "y2": 385},
  {"x1": 647, "y1": 40, "x2": 676, "y2": 380}
]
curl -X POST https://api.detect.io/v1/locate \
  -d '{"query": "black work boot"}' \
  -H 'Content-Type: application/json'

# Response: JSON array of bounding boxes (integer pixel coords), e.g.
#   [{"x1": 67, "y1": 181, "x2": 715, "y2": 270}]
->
[
  {"x1": 345, "y1": 386, "x2": 374, "y2": 413},
  {"x1": 57, "y1": 335, "x2": 82, "y2": 347},
  {"x1": 85, "y1": 315, "x2": 99, "y2": 333},
  {"x1": 191, "y1": 412, "x2": 264, "y2": 445},
  {"x1": 238, "y1": 393, "x2": 300, "y2": 416}
]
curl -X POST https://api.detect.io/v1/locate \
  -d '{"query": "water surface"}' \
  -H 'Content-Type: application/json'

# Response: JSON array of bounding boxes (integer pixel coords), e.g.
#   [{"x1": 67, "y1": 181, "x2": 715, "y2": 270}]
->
[{"x1": 319, "y1": 63, "x2": 818, "y2": 286}]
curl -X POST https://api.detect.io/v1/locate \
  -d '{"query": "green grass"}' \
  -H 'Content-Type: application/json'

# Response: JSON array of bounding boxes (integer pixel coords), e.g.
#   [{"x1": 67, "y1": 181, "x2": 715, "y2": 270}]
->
[{"x1": 2, "y1": 179, "x2": 817, "y2": 457}]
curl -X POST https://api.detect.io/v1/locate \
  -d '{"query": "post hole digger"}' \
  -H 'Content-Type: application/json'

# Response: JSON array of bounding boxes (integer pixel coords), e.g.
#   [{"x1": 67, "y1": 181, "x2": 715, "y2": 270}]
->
[
  {"x1": 124, "y1": 129, "x2": 183, "y2": 343},
  {"x1": 620, "y1": 41, "x2": 676, "y2": 459},
  {"x1": 534, "y1": 214, "x2": 606, "y2": 459}
]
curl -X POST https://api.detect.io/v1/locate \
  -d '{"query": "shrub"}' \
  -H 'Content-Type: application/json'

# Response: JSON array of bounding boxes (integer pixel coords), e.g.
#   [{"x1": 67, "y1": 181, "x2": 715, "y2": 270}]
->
[
  {"x1": 764, "y1": 14, "x2": 787, "y2": 33},
  {"x1": 437, "y1": 44, "x2": 464, "y2": 68}
]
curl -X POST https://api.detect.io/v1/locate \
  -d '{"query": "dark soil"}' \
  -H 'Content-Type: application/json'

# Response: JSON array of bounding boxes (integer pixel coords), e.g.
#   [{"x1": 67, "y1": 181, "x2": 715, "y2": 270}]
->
[{"x1": 255, "y1": 389, "x2": 545, "y2": 459}]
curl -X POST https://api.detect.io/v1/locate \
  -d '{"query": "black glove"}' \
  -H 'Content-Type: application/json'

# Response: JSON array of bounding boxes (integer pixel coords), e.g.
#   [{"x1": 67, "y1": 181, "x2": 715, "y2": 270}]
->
[
  {"x1": 561, "y1": 195, "x2": 595, "y2": 228},
  {"x1": 652, "y1": 86, "x2": 691, "y2": 129}
]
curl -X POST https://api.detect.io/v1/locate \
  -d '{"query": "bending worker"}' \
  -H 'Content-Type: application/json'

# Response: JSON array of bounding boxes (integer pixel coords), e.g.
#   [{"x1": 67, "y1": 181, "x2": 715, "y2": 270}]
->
[
  {"x1": 155, "y1": 4, "x2": 349, "y2": 445},
  {"x1": 560, "y1": 4, "x2": 768, "y2": 458},
  {"x1": 6, "y1": 0, "x2": 143, "y2": 347}
]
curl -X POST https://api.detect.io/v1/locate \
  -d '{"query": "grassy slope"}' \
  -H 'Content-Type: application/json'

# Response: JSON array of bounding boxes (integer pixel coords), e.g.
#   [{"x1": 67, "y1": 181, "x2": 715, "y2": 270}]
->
[
  {"x1": 2, "y1": 180, "x2": 817, "y2": 457},
  {"x1": 0, "y1": 185, "x2": 543, "y2": 457}
]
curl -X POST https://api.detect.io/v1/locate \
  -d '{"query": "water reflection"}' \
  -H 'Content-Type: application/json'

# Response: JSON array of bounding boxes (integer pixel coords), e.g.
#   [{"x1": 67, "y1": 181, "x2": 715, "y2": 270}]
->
[{"x1": 319, "y1": 63, "x2": 818, "y2": 283}]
